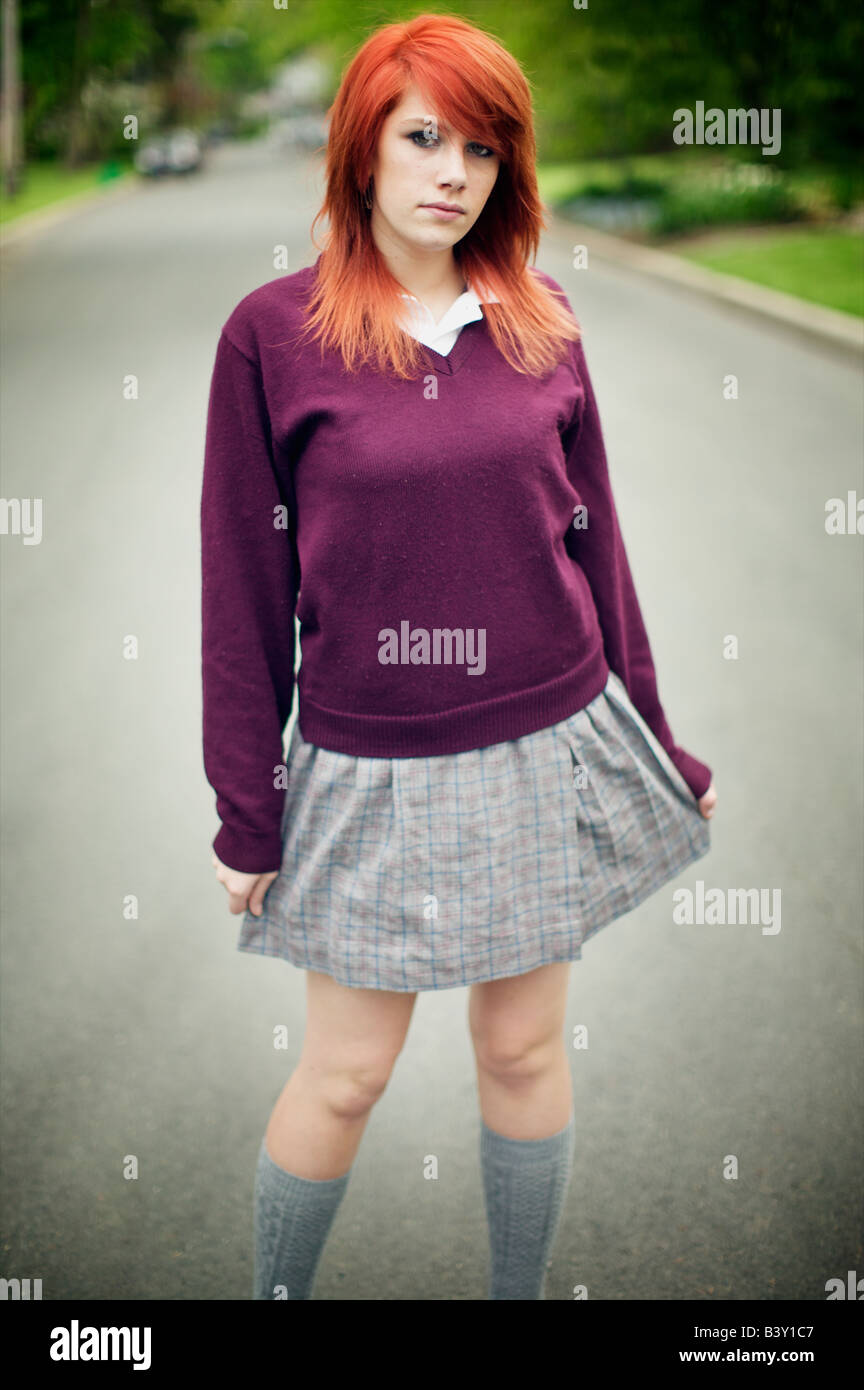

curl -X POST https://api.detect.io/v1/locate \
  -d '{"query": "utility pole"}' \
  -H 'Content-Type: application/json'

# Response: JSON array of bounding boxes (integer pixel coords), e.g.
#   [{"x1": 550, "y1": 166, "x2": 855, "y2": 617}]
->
[{"x1": 1, "y1": 0, "x2": 21, "y2": 197}]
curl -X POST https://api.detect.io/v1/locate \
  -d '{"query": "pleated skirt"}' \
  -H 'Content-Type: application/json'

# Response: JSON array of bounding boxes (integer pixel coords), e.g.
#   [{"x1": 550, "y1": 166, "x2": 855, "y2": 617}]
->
[{"x1": 237, "y1": 669, "x2": 711, "y2": 991}]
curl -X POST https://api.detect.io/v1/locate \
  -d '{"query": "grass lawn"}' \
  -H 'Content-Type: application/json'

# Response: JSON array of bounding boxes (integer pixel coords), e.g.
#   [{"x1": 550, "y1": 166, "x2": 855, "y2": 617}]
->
[
  {"x1": 537, "y1": 153, "x2": 692, "y2": 207},
  {"x1": 0, "y1": 162, "x2": 134, "y2": 224},
  {"x1": 671, "y1": 227, "x2": 863, "y2": 318},
  {"x1": 538, "y1": 155, "x2": 863, "y2": 317}
]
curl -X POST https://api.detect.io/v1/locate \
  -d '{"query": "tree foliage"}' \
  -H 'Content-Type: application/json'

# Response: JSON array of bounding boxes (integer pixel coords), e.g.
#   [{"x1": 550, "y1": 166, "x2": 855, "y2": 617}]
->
[{"x1": 16, "y1": 0, "x2": 862, "y2": 167}]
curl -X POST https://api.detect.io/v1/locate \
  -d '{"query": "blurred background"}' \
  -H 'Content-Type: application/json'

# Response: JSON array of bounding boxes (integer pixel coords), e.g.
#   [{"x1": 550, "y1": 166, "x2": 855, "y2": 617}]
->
[
  {"x1": 2, "y1": 0, "x2": 863, "y2": 311},
  {"x1": 1, "y1": 0, "x2": 861, "y2": 1304}
]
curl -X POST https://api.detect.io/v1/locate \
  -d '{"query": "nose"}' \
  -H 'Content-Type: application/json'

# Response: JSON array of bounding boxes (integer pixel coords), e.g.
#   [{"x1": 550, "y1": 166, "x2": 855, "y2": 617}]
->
[{"x1": 435, "y1": 137, "x2": 468, "y2": 190}]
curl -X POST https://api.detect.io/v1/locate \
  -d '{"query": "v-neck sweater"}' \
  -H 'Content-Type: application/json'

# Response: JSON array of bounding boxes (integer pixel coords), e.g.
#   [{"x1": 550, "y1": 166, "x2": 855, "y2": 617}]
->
[{"x1": 201, "y1": 258, "x2": 712, "y2": 872}]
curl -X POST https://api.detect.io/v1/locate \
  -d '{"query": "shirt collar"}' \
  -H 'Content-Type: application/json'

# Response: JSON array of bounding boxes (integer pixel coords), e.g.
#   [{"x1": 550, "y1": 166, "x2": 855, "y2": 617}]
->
[{"x1": 398, "y1": 280, "x2": 500, "y2": 340}]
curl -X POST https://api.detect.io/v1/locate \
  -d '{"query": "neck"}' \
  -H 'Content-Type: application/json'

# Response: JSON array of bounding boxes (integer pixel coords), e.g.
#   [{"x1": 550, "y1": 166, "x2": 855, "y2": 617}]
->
[{"x1": 370, "y1": 224, "x2": 466, "y2": 303}]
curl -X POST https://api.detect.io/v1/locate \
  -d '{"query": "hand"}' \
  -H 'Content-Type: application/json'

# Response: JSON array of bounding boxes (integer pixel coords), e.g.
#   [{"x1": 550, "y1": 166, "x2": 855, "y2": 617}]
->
[
  {"x1": 697, "y1": 781, "x2": 717, "y2": 819},
  {"x1": 211, "y1": 853, "x2": 279, "y2": 916}
]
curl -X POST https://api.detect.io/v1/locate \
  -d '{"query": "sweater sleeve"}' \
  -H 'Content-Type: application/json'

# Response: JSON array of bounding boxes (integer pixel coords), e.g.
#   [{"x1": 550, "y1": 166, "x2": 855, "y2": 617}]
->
[
  {"x1": 563, "y1": 333, "x2": 712, "y2": 801},
  {"x1": 200, "y1": 329, "x2": 300, "y2": 873}
]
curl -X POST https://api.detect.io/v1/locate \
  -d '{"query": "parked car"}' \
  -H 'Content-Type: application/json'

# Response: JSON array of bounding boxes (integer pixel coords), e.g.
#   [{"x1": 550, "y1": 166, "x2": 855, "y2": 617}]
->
[
  {"x1": 134, "y1": 128, "x2": 205, "y2": 177},
  {"x1": 203, "y1": 118, "x2": 236, "y2": 147},
  {"x1": 268, "y1": 112, "x2": 328, "y2": 153}
]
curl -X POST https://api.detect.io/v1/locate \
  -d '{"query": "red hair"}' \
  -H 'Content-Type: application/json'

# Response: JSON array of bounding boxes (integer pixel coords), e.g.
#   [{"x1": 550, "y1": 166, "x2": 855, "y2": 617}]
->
[{"x1": 294, "y1": 12, "x2": 582, "y2": 380}]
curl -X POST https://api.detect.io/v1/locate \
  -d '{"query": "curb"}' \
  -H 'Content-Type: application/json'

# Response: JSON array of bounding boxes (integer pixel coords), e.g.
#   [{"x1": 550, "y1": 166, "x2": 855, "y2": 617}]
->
[
  {"x1": 0, "y1": 174, "x2": 141, "y2": 250},
  {"x1": 546, "y1": 210, "x2": 864, "y2": 360}
]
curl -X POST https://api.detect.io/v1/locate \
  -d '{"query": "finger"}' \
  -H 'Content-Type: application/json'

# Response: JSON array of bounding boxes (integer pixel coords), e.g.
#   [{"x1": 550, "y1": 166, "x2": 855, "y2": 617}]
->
[{"x1": 246, "y1": 879, "x2": 271, "y2": 917}]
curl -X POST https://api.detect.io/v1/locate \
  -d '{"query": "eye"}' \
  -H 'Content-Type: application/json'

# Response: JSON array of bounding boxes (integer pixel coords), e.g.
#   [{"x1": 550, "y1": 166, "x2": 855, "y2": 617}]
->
[
  {"x1": 408, "y1": 130, "x2": 439, "y2": 148},
  {"x1": 407, "y1": 131, "x2": 496, "y2": 158}
]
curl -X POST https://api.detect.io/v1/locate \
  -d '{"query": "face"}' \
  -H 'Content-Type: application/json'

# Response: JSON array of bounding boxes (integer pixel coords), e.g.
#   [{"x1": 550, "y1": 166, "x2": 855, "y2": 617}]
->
[{"x1": 368, "y1": 81, "x2": 501, "y2": 257}]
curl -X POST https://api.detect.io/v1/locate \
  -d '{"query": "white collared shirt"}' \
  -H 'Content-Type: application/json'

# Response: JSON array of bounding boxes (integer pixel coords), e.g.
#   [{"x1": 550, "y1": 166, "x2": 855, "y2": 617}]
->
[{"x1": 398, "y1": 282, "x2": 500, "y2": 356}]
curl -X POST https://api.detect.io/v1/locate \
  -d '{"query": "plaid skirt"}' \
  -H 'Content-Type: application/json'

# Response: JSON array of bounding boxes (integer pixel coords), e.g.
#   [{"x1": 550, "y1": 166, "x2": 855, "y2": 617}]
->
[{"x1": 237, "y1": 669, "x2": 711, "y2": 992}]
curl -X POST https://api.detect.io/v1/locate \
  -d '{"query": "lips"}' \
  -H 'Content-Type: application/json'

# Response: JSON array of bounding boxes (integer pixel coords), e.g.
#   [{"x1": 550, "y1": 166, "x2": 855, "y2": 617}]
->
[{"x1": 421, "y1": 202, "x2": 465, "y2": 213}]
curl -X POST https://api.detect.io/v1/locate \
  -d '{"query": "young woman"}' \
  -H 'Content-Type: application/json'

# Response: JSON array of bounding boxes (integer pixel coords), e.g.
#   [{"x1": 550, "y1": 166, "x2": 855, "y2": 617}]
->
[{"x1": 201, "y1": 12, "x2": 717, "y2": 1301}]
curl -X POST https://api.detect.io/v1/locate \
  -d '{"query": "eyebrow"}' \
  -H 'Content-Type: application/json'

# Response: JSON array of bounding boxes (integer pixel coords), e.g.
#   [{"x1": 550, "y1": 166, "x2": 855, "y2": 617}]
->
[
  {"x1": 397, "y1": 116, "x2": 492, "y2": 143},
  {"x1": 398, "y1": 116, "x2": 446, "y2": 126}
]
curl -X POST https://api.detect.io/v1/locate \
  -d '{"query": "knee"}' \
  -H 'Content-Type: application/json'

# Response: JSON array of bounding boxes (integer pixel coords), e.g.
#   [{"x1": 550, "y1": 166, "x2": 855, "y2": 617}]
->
[
  {"x1": 472, "y1": 1029, "x2": 559, "y2": 1087},
  {"x1": 317, "y1": 1055, "x2": 398, "y2": 1121}
]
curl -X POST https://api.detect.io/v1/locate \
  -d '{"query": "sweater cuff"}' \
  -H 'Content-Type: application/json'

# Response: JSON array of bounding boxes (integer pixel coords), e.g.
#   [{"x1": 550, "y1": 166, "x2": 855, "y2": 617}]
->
[
  {"x1": 213, "y1": 823, "x2": 284, "y2": 876},
  {"x1": 668, "y1": 748, "x2": 713, "y2": 803}
]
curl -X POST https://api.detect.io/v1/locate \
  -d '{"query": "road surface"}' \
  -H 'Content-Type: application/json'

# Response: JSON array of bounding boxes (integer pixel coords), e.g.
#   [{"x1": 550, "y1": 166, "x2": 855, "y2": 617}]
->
[{"x1": 1, "y1": 135, "x2": 861, "y2": 1300}]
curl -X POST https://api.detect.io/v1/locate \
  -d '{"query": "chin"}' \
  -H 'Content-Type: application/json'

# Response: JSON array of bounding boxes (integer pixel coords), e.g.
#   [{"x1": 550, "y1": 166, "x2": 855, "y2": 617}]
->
[{"x1": 407, "y1": 225, "x2": 462, "y2": 249}]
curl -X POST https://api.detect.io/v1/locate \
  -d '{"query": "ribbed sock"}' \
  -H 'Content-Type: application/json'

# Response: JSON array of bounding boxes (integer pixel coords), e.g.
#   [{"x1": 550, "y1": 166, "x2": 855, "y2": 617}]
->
[
  {"x1": 480, "y1": 1114, "x2": 576, "y2": 1300},
  {"x1": 253, "y1": 1136, "x2": 352, "y2": 1300}
]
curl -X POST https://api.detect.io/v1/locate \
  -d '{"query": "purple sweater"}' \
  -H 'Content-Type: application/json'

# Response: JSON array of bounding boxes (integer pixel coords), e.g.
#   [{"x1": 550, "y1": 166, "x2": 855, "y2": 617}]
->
[{"x1": 201, "y1": 259, "x2": 712, "y2": 872}]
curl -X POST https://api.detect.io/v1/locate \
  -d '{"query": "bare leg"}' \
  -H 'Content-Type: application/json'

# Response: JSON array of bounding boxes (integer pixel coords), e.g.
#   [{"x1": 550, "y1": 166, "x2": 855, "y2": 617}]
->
[
  {"x1": 264, "y1": 969, "x2": 418, "y2": 1179},
  {"x1": 253, "y1": 969, "x2": 418, "y2": 1299},
  {"x1": 469, "y1": 962, "x2": 573, "y2": 1136}
]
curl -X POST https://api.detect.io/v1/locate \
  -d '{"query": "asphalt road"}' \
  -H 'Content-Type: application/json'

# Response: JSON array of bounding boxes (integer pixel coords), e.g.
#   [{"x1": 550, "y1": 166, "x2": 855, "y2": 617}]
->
[{"x1": 1, "y1": 136, "x2": 862, "y2": 1301}]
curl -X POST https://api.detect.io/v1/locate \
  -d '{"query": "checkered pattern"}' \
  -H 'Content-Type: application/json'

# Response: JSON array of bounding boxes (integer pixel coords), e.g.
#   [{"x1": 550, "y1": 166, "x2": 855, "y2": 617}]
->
[{"x1": 237, "y1": 670, "x2": 711, "y2": 991}]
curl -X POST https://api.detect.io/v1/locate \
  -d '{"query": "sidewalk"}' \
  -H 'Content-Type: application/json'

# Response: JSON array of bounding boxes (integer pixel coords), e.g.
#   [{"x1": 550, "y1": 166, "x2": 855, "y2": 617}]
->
[
  {"x1": 545, "y1": 209, "x2": 864, "y2": 360},
  {"x1": 0, "y1": 173, "x2": 140, "y2": 249}
]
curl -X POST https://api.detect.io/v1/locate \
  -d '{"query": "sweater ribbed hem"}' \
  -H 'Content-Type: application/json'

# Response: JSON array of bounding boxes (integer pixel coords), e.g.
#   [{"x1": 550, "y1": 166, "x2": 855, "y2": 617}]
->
[{"x1": 297, "y1": 644, "x2": 611, "y2": 758}]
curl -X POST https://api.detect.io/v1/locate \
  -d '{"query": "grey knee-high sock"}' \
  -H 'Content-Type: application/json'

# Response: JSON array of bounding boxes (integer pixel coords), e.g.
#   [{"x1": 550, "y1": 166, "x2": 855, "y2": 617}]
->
[
  {"x1": 480, "y1": 1115, "x2": 576, "y2": 1300},
  {"x1": 253, "y1": 1136, "x2": 352, "y2": 1300}
]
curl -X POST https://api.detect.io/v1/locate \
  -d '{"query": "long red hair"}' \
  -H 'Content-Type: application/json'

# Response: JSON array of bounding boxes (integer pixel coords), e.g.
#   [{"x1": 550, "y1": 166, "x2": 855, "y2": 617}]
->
[{"x1": 293, "y1": 12, "x2": 582, "y2": 380}]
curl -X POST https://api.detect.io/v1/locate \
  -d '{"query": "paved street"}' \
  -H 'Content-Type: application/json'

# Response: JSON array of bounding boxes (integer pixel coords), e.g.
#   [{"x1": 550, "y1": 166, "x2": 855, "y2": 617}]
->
[{"x1": 1, "y1": 135, "x2": 861, "y2": 1300}]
